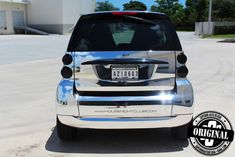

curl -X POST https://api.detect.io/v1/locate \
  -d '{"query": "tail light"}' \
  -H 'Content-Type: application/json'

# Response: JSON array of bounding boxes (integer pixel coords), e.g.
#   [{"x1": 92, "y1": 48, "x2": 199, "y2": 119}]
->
[
  {"x1": 61, "y1": 66, "x2": 73, "y2": 78},
  {"x1": 177, "y1": 53, "x2": 187, "y2": 64},
  {"x1": 177, "y1": 66, "x2": 188, "y2": 77},
  {"x1": 62, "y1": 54, "x2": 73, "y2": 65}
]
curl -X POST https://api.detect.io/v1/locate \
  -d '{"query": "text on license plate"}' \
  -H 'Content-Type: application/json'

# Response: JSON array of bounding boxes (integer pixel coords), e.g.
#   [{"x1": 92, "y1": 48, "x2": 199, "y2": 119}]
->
[{"x1": 111, "y1": 65, "x2": 139, "y2": 80}]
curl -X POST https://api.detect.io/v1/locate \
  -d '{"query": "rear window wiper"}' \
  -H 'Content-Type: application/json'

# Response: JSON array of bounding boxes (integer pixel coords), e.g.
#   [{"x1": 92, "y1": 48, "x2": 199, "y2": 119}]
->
[{"x1": 123, "y1": 15, "x2": 156, "y2": 26}]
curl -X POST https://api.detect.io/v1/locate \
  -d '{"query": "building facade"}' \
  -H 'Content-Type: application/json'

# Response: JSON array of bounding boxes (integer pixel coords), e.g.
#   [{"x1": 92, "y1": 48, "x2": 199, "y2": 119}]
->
[{"x1": 0, "y1": 0, "x2": 96, "y2": 35}]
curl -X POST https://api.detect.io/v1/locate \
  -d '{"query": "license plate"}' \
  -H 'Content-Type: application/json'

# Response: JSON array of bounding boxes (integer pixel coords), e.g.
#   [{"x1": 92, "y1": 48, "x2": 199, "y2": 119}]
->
[{"x1": 111, "y1": 65, "x2": 139, "y2": 80}]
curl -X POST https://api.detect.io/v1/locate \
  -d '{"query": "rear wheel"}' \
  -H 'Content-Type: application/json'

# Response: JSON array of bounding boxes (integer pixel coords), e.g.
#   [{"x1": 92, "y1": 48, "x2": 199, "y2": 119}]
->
[
  {"x1": 171, "y1": 119, "x2": 193, "y2": 140},
  {"x1": 56, "y1": 117, "x2": 77, "y2": 141}
]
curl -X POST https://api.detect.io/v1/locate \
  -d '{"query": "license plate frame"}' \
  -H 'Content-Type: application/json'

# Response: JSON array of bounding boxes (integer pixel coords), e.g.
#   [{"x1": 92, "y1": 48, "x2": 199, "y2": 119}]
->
[{"x1": 111, "y1": 65, "x2": 139, "y2": 81}]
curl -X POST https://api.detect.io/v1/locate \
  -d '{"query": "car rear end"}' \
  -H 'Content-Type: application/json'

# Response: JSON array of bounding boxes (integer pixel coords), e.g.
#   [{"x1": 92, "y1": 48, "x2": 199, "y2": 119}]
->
[{"x1": 56, "y1": 11, "x2": 194, "y2": 140}]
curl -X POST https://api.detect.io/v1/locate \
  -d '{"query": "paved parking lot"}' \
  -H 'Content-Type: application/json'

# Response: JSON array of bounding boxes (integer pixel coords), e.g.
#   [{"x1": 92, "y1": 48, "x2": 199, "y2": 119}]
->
[
  {"x1": 0, "y1": 32, "x2": 234, "y2": 157},
  {"x1": 0, "y1": 35, "x2": 70, "y2": 64}
]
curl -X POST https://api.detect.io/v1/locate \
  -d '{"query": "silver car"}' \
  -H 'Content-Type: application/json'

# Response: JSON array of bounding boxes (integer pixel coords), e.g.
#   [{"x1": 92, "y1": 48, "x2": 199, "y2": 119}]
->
[{"x1": 56, "y1": 11, "x2": 194, "y2": 140}]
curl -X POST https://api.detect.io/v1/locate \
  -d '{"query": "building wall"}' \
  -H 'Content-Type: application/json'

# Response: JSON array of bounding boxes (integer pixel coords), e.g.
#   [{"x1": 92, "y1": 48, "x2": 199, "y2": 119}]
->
[
  {"x1": 0, "y1": 0, "x2": 95, "y2": 35},
  {"x1": 0, "y1": 1, "x2": 26, "y2": 34},
  {"x1": 61, "y1": 0, "x2": 82, "y2": 34},
  {"x1": 195, "y1": 22, "x2": 214, "y2": 36},
  {"x1": 27, "y1": 0, "x2": 63, "y2": 34},
  {"x1": 27, "y1": 0, "x2": 95, "y2": 34},
  {"x1": 61, "y1": 0, "x2": 95, "y2": 34}
]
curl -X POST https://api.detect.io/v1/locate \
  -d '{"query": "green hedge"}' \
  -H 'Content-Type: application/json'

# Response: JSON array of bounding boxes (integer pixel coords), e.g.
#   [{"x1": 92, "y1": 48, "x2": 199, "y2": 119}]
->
[
  {"x1": 214, "y1": 25, "x2": 235, "y2": 35},
  {"x1": 176, "y1": 27, "x2": 195, "y2": 31}
]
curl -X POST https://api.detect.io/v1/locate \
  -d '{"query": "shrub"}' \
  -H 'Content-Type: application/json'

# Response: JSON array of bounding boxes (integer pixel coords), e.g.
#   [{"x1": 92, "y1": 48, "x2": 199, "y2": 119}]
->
[{"x1": 214, "y1": 25, "x2": 235, "y2": 34}]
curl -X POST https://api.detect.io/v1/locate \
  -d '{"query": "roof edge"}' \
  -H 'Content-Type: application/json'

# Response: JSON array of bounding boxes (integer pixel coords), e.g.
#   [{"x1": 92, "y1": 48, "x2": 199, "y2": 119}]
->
[
  {"x1": 82, "y1": 11, "x2": 166, "y2": 17},
  {"x1": 0, "y1": 0, "x2": 29, "y2": 4}
]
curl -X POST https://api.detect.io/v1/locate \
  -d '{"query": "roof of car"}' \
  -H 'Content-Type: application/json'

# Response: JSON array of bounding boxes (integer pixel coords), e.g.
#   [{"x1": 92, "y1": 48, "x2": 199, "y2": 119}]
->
[{"x1": 83, "y1": 11, "x2": 167, "y2": 17}]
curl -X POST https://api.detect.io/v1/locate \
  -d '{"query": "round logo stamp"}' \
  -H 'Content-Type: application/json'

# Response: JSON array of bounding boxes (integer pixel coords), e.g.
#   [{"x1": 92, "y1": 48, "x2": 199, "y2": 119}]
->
[{"x1": 189, "y1": 111, "x2": 234, "y2": 155}]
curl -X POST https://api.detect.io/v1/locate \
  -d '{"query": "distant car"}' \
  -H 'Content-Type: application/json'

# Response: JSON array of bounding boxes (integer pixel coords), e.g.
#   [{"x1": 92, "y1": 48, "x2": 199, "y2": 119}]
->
[{"x1": 56, "y1": 11, "x2": 194, "y2": 140}]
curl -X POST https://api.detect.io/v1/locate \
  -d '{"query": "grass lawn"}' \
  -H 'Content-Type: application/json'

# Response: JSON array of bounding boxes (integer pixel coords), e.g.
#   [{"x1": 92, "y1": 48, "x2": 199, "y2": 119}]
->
[{"x1": 205, "y1": 34, "x2": 235, "y2": 39}]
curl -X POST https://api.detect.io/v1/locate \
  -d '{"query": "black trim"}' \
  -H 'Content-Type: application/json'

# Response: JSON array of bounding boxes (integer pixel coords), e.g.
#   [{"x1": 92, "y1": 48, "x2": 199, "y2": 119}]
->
[
  {"x1": 82, "y1": 58, "x2": 168, "y2": 65},
  {"x1": 79, "y1": 100, "x2": 170, "y2": 106},
  {"x1": 78, "y1": 90, "x2": 174, "y2": 96}
]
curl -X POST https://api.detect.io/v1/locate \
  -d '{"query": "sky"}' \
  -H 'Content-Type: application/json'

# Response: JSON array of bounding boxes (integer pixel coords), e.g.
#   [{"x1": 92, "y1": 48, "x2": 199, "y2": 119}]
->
[{"x1": 96, "y1": 0, "x2": 186, "y2": 10}]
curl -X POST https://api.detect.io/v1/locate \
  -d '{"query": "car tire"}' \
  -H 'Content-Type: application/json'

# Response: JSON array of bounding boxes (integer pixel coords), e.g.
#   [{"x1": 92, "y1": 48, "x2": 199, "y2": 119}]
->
[
  {"x1": 171, "y1": 118, "x2": 193, "y2": 140},
  {"x1": 56, "y1": 117, "x2": 77, "y2": 141}
]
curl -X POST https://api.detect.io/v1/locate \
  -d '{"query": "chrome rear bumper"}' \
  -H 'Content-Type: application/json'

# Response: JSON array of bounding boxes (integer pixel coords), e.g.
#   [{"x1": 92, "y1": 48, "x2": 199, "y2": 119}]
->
[
  {"x1": 56, "y1": 78, "x2": 194, "y2": 129},
  {"x1": 57, "y1": 114, "x2": 193, "y2": 129}
]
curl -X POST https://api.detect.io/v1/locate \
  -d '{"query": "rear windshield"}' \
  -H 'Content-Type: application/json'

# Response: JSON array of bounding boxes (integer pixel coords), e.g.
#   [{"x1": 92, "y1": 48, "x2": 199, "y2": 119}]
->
[{"x1": 68, "y1": 14, "x2": 181, "y2": 51}]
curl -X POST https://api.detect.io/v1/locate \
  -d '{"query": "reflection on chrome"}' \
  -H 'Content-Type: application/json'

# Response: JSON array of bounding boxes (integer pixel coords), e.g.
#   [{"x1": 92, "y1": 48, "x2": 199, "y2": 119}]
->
[
  {"x1": 157, "y1": 92, "x2": 173, "y2": 101},
  {"x1": 56, "y1": 78, "x2": 193, "y2": 115}
]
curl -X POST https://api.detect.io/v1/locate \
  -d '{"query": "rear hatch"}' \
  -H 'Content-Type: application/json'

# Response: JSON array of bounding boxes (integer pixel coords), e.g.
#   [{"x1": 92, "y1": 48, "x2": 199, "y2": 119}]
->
[{"x1": 67, "y1": 12, "x2": 182, "y2": 118}]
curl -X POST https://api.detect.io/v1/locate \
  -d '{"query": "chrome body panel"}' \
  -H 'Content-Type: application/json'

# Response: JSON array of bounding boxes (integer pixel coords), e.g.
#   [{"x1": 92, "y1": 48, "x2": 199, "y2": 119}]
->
[
  {"x1": 56, "y1": 77, "x2": 194, "y2": 128},
  {"x1": 57, "y1": 114, "x2": 193, "y2": 129},
  {"x1": 55, "y1": 48, "x2": 194, "y2": 128},
  {"x1": 70, "y1": 51, "x2": 176, "y2": 85},
  {"x1": 56, "y1": 79, "x2": 78, "y2": 116}
]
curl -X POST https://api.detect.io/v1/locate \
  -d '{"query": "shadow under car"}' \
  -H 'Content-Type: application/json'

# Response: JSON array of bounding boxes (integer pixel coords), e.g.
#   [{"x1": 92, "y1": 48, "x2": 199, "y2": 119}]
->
[{"x1": 45, "y1": 127, "x2": 189, "y2": 154}]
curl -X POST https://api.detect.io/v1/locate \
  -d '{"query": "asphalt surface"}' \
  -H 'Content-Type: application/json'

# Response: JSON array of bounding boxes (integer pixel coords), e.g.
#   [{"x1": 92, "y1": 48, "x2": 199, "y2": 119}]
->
[
  {"x1": 0, "y1": 35, "x2": 70, "y2": 64},
  {"x1": 0, "y1": 32, "x2": 235, "y2": 157}
]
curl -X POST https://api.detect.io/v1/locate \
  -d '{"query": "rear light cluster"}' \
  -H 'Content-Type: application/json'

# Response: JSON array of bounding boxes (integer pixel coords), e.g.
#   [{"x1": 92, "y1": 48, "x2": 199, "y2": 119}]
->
[
  {"x1": 62, "y1": 54, "x2": 73, "y2": 65},
  {"x1": 177, "y1": 66, "x2": 188, "y2": 77},
  {"x1": 177, "y1": 53, "x2": 188, "y2": 78},
  {"x1": 177, "y1": 53, "x2": 187, "y2": 64},
  {"x1": 112, "y1": 12, "x2": 138, "y2": 16},
  {"x1": 61, "y1": 54, "x2": 73, "y2": 79}
]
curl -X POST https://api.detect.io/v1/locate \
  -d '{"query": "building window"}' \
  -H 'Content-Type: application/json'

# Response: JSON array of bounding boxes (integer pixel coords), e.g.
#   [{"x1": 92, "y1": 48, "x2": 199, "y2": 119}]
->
[
  {"x1": 12, "y1": 11, "x2": 25, "y2": 27},
  {"x1": 0, "y1": 10, "x2": 7, "y2": 29}
]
